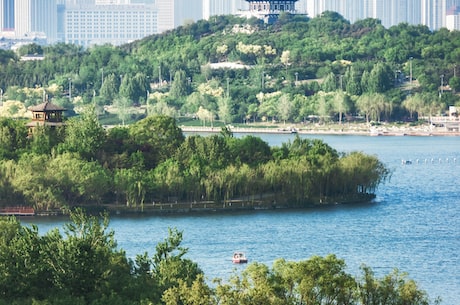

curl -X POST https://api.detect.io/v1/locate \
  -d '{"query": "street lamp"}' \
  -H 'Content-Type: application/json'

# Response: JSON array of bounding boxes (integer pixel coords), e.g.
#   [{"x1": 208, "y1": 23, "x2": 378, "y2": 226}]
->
[
  {"x1": 295, "y1": 72, "x2": 298, "y2": 86},
  {"x1": 0, "y1": 88, "x2": 3, "y2": 106},
  {"x1": 226, "y1": 77, "x2": 230, "y2": 98},
  {"x1": 261, "y1": 71, "x2": 265, "y2": 89},
  {"x1": 409, "y1": 57, "x2": 413, "y2": 87},
  {"x1": 68, "y1": 78, "x2": 72, "y2": 102},
  {"x1": 440, "y1": 74, "x2": 444, "y2": 96},
  {"x1": 159, "y1": 65, "x2": 162, "y2": 87},
  {"x1": 146, "y1": 90, "x2": 150, "y2": 115}
]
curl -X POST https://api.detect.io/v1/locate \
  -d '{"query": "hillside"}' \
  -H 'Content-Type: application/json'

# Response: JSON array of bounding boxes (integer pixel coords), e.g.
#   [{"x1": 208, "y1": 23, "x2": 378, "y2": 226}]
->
[{"x1": 0, "y1": 13, "x2": 459, "y2": 124}]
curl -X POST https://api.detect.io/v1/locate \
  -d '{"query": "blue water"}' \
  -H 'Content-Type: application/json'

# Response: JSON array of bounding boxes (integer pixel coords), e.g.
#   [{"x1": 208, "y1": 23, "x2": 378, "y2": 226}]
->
[{"x1": 22, "y1": 135, "x2": 460, "y2": 305}]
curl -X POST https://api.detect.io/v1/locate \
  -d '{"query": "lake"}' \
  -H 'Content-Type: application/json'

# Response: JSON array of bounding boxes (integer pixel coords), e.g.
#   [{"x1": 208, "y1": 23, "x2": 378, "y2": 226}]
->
[{"x1": 23, "y1": 134, "x2": 460, "y2": 305}]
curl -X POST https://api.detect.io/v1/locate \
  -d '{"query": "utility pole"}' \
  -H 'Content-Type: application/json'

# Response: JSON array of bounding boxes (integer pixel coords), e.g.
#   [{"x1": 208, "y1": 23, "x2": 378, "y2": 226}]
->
[
  {"x1": 440, "y1": 74, "x2": 444, "y2": 97},
  {"x1": 227, "y1": 77, "x2": 230, "y2": 98}
]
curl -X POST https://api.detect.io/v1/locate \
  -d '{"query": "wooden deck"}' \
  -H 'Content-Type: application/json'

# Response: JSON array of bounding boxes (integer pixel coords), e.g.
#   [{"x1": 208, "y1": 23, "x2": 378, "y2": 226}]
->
[{"x1": 0, "y1": 207, "x2": 35, "y2": 216}]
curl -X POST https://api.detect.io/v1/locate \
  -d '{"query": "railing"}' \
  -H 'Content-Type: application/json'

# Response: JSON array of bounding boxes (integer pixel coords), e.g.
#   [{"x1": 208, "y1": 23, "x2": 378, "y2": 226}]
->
[{"x1": 429, "y1": 116, "x2": 459, "y2": 122}]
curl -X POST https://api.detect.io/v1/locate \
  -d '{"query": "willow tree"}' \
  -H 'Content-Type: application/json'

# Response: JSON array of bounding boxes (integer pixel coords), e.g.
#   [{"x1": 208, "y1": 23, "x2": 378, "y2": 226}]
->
[{"x1": 339, "y1": 151, "x2": 389, "y2": 195}]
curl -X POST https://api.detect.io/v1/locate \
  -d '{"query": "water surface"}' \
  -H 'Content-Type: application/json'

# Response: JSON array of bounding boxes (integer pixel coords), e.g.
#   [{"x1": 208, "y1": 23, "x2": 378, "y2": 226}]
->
[{"x1": 24, "y1": 135, "x2": 460, "y2": 304}]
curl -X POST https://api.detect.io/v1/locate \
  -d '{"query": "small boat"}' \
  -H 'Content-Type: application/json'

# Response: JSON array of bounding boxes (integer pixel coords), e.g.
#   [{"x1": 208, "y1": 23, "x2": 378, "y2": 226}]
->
[{"x1": 232, "y1": 252, "x2": 248, "y2": 264}]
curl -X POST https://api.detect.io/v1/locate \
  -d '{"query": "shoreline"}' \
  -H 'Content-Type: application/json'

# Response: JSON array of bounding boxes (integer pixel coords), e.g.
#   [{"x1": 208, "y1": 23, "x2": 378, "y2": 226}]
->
[{"x1": 181, "y1": 125, "x2": 460, "y2": 137}]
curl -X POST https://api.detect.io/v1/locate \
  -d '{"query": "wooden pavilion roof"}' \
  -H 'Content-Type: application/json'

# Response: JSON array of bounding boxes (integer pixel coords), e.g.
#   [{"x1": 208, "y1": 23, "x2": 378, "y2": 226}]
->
[{"x1": 28, "y1": 101, "x2": 66, "y2": 112}]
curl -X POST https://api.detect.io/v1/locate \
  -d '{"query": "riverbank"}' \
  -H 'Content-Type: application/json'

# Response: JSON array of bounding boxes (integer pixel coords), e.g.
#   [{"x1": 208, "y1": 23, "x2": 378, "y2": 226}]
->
[
  {"x1": 76, "y1": 194, "x2": 377, "y2": 216},
  {"x1": 180, "y1": 122, "x2": 460, "y2": 136}
]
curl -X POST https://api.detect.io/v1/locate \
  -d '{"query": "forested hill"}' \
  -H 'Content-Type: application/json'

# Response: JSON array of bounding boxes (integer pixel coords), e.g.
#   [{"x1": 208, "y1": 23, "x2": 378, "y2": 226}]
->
[{"x1": 0, "y1": 12, "x2": 459, "y2": 124}]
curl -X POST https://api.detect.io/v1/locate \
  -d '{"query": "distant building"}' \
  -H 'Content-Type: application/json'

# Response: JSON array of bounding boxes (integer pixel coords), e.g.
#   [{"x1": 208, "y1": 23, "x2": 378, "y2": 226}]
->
[
  {"x1": 446, "y1": 5, "x2": 460, "y2": 29},
  {"x1": 243, "y1": 0, "x2": 299, "y2": 23},
  {"x1": 26, "y1": 100, "x2": 66, "y2": 137},
  {"x1": 422, "y1": 0, "x2": 447, "y2": 30},
  {"x1": 305, "y1": 0, "x2": 460, "y2": 30},
  {"x1": 0, "y1": 0, "x2": 14, "y2": 32},
  {"x1": 154, "y1": 0, "x2": 202, "y2": 32},
  {"x1": 203, "y1": 0, "x2": 248, "y2": 20},
  {"x1": 64, "y1": 3, "x2": 157, "y2": 46},
  {"x1": 14, "y1": 0, "x2": 58, "y2": 43}
]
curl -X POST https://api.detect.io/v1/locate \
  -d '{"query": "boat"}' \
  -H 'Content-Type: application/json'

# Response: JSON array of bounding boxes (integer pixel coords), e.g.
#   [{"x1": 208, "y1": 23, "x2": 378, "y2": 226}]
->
[{"x1": 232, "y1": 252, "x2": 248, "y2": 264}]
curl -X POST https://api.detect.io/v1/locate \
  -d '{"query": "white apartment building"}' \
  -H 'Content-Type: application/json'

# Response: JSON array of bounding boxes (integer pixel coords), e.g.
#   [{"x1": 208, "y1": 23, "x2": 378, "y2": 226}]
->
[
  {"x1": 422, "y1": 0, "x2": 446, "y2": 29},
  {"x1": 306, "y1": 0, "x2": 373, "y2": 23},
  {"x1": 0, "y1": 0, "x2": 15, "y2": 32},
  {"x1": 155, "y1": 0, "x2": 202, "y2": 32},
  {"x1": 14, "y1": 0, "x2": 58, "y2": 43},
  {"x1": 156, "y1": 0, "x2": 174, "y2": 32},
  {"x1": 306, "y1": 0, "x2": 450, "y2": 30},
  {"x1": 203, "y1": 0, "x2": 248, "y2": 20},
  {"x1": 65, "y1": 3, "x2": 157, "y2": 46},
  {"x1": 446, "y1": 4, "x2": 460, "y2": 29}
]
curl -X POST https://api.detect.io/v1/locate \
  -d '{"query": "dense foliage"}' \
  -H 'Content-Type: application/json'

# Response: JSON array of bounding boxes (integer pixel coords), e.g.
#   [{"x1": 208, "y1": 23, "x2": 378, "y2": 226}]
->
[
  {"x1": 0, "y1": 113, "x2": 388, "y2": 211},
  {"x1": 0, "y1": 14, "x2": 459, "y2": 125},
  {"x1": 0, "y1": 210, "x2": 437, "y2": 305}
]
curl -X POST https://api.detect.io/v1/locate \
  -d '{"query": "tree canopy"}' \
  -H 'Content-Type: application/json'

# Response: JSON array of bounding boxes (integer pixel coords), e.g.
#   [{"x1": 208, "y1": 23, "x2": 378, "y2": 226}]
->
[
  {"x1": 0, "y1": 210, "x2": 437, "y2": 304},
  {"x1": 0, "y1": 14, "x2": 459, "y2": 125}
]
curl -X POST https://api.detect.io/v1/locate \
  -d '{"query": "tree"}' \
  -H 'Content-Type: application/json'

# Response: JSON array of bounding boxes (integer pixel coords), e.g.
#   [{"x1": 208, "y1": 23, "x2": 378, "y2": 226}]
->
[
  {"x1": 153, "y1": 228, "x2": 204, "y2": 296},
  {"x1": 170, "y1": 70, "x2": 189, "y2": 101},
  {"x1": 228, "y1": 135, "x2": 272, "y2": 167},
  {"x1": 345, "y1": 65, "x2": 362, "y2": 95},
  {"x1": 100, "y1": 73, "x2": 118, "y2": 104},
  {"x1": 0, "y1": 209, "x2": 132, "y2": 303},
  {"x1": 113, "y1": 96, "x2": 132, "y2": 125},
  {"x1": 449, "y1": 76, "x2": 460, "y2": 93},
  {"x1": 280, "y1": 50, "x2": 291, "y2": 78},
  {"x1": 358, "y1": 266, "x2": 433, "y2": 305},
  {"x1": 277, "y1": 93, "x2": 293, "y2": 124},
  {"x1": 28, "y1": 125, "x2": 65, "y2": 155},
  {"x1": 322, "y1": 72, "x2": 337, "y2": 92},
  {"x1": 128, "y1": 115, "x2": 185, "y2": 169},
  {"x1": 356, "y1": 93, "x2": 373, "y2": 123},
  {"x1": 58, "y1": 105, "x2": 106, "y2": 160},
  {"x1": 332, "y1": 91, "x2": 351, "y2": 124},
  {"x1": 0, "y1": 118, "x2": 28, "y2": 160},
  {"x1": 196, "y1": 106, "x2": 215, "y2": 127},
  {"x1": 367, "y1": 62, "x2": 394, "y2": 93},
  {"x1": 217, "y1": 96, "x2": 233, "y2": 124}
]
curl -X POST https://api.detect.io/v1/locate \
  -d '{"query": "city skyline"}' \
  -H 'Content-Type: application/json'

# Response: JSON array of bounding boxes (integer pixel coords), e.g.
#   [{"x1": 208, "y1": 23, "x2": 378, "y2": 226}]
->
[{"x1": 1, "y1": 0, "x2": 460, "y2": 48}]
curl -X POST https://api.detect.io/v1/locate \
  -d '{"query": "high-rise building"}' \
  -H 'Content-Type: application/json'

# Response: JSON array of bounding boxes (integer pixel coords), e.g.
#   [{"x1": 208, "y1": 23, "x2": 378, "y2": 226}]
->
[
  {"x1": 422, "y1": 0, "x2": 446, "y2": 30},
  {"x1": 446, "y1": 5, "x2": 460, "y2": 29},
  {"x1": 14, "y1": 0, "x2": 58, "y2": 43},
  {"x1": 0, "y1": 0, "x2": 15, "y2": 32},
  {"x1": 203, "y1": 0, "x2": 247, "y2": 20},
  {"x1": 175, "y1": 0, "x2": 202, "y2": 27},
  {"x1": 155, "y1": 0, "x2": 202, "y2": 32},
  {"x1": 306, "y1": 0, "x2": 450, "y2": 30},
  {"x1": 65, "y1": 3, "x2": 157, "y2": 46},
  {"x1": 156, "y1": 0, "x2": 174, "y2": 32}
]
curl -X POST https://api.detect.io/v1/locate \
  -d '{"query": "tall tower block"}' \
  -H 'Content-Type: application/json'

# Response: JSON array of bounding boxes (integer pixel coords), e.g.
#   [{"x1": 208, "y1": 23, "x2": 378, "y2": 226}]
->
[{"x1": 245, "y1": 0, "x2": 298, "y2": 23}]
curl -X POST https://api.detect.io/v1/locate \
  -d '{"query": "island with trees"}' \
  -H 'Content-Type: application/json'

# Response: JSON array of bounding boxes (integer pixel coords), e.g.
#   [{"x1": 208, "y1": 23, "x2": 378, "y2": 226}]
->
[{"x1": 0, "y1": 112, "x2": 388, "y2": 214}]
